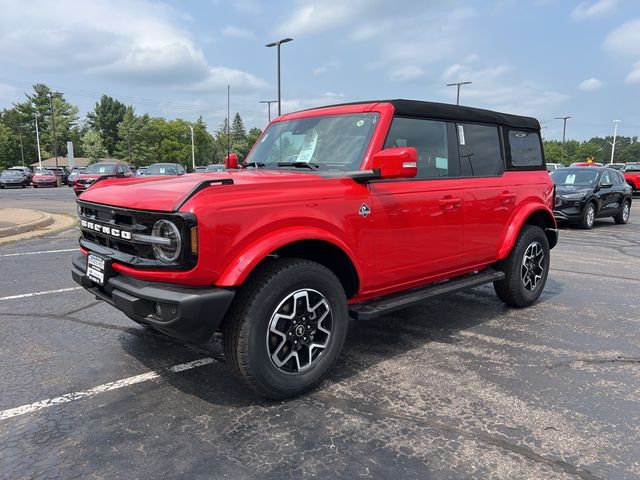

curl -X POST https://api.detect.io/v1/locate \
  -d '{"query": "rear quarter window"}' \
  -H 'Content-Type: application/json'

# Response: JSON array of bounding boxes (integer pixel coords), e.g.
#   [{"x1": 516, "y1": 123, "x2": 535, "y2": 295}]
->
[{"x1": 506, "y1": 129, "x2": 544, "y2": 170}]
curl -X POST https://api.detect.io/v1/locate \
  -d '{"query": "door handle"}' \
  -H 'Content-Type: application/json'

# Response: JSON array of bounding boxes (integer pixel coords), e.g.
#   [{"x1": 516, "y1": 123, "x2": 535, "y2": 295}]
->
[
  {"x1": 439, "y1": 196, "x2": 462, "y2": 210},
  {"x1": 498, "y1": 192, "x2": 516, "y2": 204}
]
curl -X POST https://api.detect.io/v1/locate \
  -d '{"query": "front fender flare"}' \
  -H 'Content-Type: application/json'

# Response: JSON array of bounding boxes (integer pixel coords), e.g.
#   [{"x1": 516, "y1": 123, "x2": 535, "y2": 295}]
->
[{"x1": 214, "y1": 227, "x2": 363, "y2": 287}]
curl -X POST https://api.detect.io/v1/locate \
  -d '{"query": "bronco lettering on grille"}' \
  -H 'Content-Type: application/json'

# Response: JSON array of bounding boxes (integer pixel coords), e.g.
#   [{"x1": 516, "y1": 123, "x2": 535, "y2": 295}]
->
[{"x1": 80, "y1": 219, "x2": 132, "y2": 240}]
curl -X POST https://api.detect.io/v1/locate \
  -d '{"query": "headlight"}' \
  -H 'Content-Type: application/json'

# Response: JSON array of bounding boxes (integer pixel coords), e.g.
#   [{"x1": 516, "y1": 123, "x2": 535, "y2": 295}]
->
[
  {"x1": 151, "y1": 220, "x2": 182, "y2": 263},
  {"x1": 559, "y1": 193, "x2": 586, "y2": 200}
]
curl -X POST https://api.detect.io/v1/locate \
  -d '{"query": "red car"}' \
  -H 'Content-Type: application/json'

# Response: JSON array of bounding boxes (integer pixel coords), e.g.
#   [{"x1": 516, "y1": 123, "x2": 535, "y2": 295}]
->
[
  {"x1": 622, "y1": 163, "x2": 640, "y2": 193},
  {"x1": 73, "y1": 162, "x2": 133, "y2": 196},
  {"x1": 72, "y1": 100, "x2": 558, "y2": 398},
  {"x1": 32, "y1": 169, "x2": 58, "y2": 187},
  {"x1": 571, "y1": 161, "x2": 604, "y2": 167}
]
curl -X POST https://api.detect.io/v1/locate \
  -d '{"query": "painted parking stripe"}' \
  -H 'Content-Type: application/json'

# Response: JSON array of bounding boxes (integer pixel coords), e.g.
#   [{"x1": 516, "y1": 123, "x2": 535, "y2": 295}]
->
[
  {"x1": 0, "y1": 287, "x2": 82, "y2": 301},
  {"x1": 0, "y1": 248, "x2": 77, "y2": 258},
  {"x1": 0, "y1": 358, "x2": 215, "y2": 420}
]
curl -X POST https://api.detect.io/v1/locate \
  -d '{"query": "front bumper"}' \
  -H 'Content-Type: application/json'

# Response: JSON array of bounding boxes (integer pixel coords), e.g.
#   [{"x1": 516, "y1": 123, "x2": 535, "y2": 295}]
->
[{"x1": 71, "y1": 253, "x2": 235, "y2": 343}]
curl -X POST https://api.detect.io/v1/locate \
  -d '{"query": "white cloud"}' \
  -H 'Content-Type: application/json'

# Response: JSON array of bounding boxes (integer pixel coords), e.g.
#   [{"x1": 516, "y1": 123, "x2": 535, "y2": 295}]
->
[
  {"x1": 578, "y1": 78, "x2": 603, "y2": 91},
  {"x1": 571, "y1": 0, "x2": 617, "y2": 20},
  {"x1": 221, "y1": 25, "x2": 255, "y2": 40},
  {"x1": 603, "y1": 19, "x2": 640, "y2": 57},
  {"x1": 312, "y1": 59, "x2": 339, "y2": 77},
  {"x1": 389, "y1": 65, "x2": 426, "y2": 82},
  {"x1": 439, "y1": 62, "x2": 567, "y2": 116},
  {"x1": 0, "y1": 0, "x2": 264, "y2": 92},
  {"x1": 185, "y1": 66, "x2": 266, "y2": 93},
  {"x1": 626, "y1": 62, "x2": 640, "y2": 84},
  {"x1": 277, "y1": 1, "x2": 372, "y2": 36}
]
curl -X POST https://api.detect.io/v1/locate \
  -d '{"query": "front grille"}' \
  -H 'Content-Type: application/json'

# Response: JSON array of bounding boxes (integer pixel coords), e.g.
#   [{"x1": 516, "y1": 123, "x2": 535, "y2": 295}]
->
[{"x1": 77, "y1": 201, "x2": 197, "y2": 269}]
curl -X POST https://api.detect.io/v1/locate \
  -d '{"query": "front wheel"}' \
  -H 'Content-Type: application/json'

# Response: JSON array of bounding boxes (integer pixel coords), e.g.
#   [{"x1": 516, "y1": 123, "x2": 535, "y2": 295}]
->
[
  {"x1": 614, "y1": 200, "x2": 631, "y2": 225},
  {"x1": 581, "y1": 202, "x2": 596, "y2": 229},
  {"x1": 494, "y1": 225, "x2": 550, "y2": 307},
  {"x1": 223, "y1": 258, "x2": 348, "y2": 399}
]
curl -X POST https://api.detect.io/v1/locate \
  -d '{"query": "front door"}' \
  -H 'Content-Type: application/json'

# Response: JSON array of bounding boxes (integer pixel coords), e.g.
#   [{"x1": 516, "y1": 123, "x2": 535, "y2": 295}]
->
[{"x1": 370, "y1": 117, "x2": 467, "y2": 292}]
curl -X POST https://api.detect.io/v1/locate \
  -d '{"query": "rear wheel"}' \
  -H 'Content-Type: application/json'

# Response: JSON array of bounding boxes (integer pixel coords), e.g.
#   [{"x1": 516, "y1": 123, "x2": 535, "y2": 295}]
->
[
  {"x1": 494, "y1": 225, "x2": 550, "y2": 307},
  {"x1": 580, "y1": 202, "x2": 596, "y2": 229},
  {"x1": 223, "y1": 258, "x2": 348, "y2": 399},
  {"x1": 614, "y1": 200, "x2": 630, "y2": 224}
]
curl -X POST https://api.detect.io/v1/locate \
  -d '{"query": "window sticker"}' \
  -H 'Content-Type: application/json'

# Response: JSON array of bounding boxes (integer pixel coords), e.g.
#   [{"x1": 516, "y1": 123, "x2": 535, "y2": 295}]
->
[
  {"x1": 296, "y1": 129, "x2": 319, "y2": 163},
  {"x1": 458, "y1": 125, "x2": 466, "y2": 146},
  {"x1": 159, "y1": 167, "x2": 166, "y2": 174},
  {"x1": 435, "y1": 156, "x2": 448, "y2": 169},
  {"x1": 356, "y1": 120, "x2": 365, "y2": 127}
]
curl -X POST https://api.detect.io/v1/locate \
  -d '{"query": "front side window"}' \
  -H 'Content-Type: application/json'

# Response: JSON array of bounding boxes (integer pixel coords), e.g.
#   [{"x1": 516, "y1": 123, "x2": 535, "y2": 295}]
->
[
  {"x1": 508, "y1": 130, "x2": 543, "y2": 167},
  {"x1": 457, "y1": 123, "x2": 503, "y2": 177},
  {"x1": 384, "y1": 117, "x2": 455, "y2": 179},
  {"x1": 600, "y1": 170, "x2": 613, "y2": 186},
  {"x1": 246, "y1": 113, "x2": 379, "y2": 171}
]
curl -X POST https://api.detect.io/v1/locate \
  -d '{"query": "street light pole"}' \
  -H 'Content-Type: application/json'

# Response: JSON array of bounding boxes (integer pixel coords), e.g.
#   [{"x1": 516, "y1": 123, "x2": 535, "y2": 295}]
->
[
  {"x1": 49, "y1": 92, "x2": 59, "y2": 172},
  {"x1": 188, "y1": 125, "x2": 195, "y2": 171},
  {"x1": 555, "y1": 116, "x2": 571, "y2": 163},
  {"x1": 610, "y1": 120, "x2": 621, "y2": 164},
  {"x1": 266, "y1": 38, "x2": 293, "y2": 116},
  {"x1": 446, "y1": 81, "x2": 472, "y2": 105},
  {"x1": 34, "y1": 113, "x2": 42, "y2": 170},
  {"x1": 259, "y1": 100, "x2": 277, "y2": 123}
]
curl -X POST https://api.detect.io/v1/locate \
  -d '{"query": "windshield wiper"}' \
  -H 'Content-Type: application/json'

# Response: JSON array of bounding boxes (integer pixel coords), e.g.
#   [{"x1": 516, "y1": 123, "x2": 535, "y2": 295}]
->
[
  {"x1": 243, "y1": 162, "x2": 266, "y2": 169},
  {"x1": 276, "y1": 161, "x2": 320, "y2": 170}
]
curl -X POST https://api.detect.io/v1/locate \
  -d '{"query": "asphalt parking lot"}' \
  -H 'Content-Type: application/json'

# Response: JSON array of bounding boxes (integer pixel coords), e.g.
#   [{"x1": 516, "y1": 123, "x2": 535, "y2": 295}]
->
[{"x1": 1, "y1": 187, "x2": 639, "y2": 479}]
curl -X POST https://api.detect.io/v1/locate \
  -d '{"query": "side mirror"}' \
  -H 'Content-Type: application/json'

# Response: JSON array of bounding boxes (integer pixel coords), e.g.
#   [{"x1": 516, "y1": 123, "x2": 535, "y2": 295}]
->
[
  {"x1": 600, "y1": 182, "x2": 613, "y2": 189},
  {"x1": 224, "y1": 153, "x2": 239, "y2": 169},
  {"x1": 371, "y1": 147, "x2": 418, "y2": 180}
]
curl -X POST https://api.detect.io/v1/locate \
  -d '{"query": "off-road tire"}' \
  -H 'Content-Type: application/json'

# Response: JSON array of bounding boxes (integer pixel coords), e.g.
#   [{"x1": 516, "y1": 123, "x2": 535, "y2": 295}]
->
[
  {"x1": 613, "y1": 200, "x2": 630, "y2": 225},
  {"x1": 493, "y1": 225, "x2": 550, "y2": 307},
  {"x1": 580, "y1": 202, "x2": 596, "y2": 229},
  {"x1": 222, "y1": 258, "x2": 348, "y2": 399}
]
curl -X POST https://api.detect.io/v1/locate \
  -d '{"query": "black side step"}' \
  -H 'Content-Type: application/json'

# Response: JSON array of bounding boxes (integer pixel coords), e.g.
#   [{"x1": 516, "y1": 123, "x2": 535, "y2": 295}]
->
[{"x1": 349, "y1": 269, "x2": 505, "y2": 320}]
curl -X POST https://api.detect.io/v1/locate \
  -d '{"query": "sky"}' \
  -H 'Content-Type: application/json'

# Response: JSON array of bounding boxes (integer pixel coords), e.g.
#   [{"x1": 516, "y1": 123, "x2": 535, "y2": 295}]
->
[{"x1": 0, "y1": 0, "x2": 638, "y2": 141}]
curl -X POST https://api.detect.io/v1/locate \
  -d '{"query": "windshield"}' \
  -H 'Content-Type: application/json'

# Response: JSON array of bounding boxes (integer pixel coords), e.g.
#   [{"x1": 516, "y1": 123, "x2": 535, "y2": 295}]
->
[
  {"x1": 2, "y1": 170, "x2": 22, "y2": 177},
  {"x1": 246, "y1": 113, "x2": 379, "y2": 171},
  {"x1": 550, "y1": 168, "x2": 599, "y2": 187},
  {"x1": 624, "y1": 164, "x2": 640, "y2": 172},
  {"x1": 85, "y1": 163, "x2": 116, "y2": 174},
  {"x1": 147, "y1": 164, "x2": 179, "y2": 175}
]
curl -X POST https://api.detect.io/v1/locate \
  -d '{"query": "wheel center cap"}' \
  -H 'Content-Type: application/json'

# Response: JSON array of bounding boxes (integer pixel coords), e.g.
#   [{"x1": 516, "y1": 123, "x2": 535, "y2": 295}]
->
[{"x1": 294, "y1": 325, "x2": 305, "y2": 337}]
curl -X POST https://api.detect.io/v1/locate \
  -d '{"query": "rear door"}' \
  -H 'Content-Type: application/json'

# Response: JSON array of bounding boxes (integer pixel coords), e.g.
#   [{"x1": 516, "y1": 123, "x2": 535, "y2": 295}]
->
[
  {"x1": 370, "y1": 117, "x2": 467, "y2": 290},
  {"x1": 456, "y1": 123, "x2": 513, "y2": 266}
]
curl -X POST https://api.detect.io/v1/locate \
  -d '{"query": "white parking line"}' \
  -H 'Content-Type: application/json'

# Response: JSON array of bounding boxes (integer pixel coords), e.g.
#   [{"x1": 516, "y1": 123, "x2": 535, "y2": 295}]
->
[
  {"x1": 0, "y1": 248, "x2": 77, "y2": 258},
  {"x1": 0, "y1": 358, "x2": 215, "y2": 420},
  {"x1": 0, "y1": 287, "x2": 82, "y2": 301}
]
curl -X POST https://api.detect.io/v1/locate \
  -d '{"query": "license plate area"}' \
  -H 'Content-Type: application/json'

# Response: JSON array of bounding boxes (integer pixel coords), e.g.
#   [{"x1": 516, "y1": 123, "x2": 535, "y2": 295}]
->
[{"x1": 87, "y1": 253, "x2": 110, "y2": 286}]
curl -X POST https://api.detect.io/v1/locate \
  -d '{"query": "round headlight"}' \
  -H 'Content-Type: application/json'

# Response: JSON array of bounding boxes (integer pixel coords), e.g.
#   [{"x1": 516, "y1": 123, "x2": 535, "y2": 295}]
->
[{"x1": 151, "y1": 220, "x2": 182, "y2": 263}]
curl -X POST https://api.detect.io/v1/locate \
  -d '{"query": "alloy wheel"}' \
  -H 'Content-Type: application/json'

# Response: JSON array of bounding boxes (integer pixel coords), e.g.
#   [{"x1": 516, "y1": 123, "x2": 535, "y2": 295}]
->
[
  {"x1": 266, "y1": 289, "x2": 333, "y2": 374},
  {"x1": 521, "y1": 241, "x2": 545, "y2": 292}
]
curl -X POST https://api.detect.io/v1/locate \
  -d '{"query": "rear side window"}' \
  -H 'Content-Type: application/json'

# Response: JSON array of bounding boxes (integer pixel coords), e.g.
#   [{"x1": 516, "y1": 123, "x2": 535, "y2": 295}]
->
[
  {"x1": 457, "y1": 123, "x2": 503, "y2": 177},
  {"x1": 508, "y1": 130, "x2": 543, "y2": 167}
]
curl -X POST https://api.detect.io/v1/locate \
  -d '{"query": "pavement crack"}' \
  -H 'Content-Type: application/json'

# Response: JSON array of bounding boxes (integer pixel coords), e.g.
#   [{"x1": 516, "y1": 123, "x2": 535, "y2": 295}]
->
[
  {"x1": 311, "y1": 392, "x2": 604, "y2": 480},
  {"x1": 550, "y1": 357, "x2": 640, "y2": 369},
  {"x1": 63, "y1": 301, "x2": 102, "y2": 316},
  {"x1": 0, "y1": 311, "x2": 144, "y2": 336}
]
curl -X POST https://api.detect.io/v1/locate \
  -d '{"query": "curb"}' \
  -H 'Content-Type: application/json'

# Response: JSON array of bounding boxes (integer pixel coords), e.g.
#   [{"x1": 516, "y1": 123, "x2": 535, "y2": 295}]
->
[
  {"x1": 0, "y1": 212, "x2": 53, "y2": 238},
  {"x1": 0, "y1": 213, "x2": 77, "y2": 245}
]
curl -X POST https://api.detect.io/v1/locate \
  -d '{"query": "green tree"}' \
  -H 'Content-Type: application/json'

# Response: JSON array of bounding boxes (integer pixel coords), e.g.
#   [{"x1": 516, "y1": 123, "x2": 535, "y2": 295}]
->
[
  {"x1": 87, "y1": 95, "x2": 126, "y2": 155},
  {"x1": 231, "y1": 112, "x2": 246, "y2": 141},
  {"x1": 115, "y1": 106, "x2": 154, "y2": 166},
  {"x1": 13, "y1": 84, "x2": 79, "y2": 159},
  {"x1": 81, "y1": 130, "x2": 108, "y2": 162}
]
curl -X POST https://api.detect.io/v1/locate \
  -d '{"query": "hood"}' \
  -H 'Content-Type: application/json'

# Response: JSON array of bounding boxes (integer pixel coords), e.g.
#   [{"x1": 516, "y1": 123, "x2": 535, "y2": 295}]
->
[
  {"x1": 78, "y1": 170, "x2": 320, "y2": 212},
  {"x1": 556, "y1": 185, "x2": 592, "y2": 195}
]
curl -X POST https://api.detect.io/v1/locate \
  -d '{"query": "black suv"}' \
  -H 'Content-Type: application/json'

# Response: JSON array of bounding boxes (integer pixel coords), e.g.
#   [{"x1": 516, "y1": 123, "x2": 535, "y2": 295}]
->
[{"x1": 551, "y1": 167, "x2": 632, "y2": 228}]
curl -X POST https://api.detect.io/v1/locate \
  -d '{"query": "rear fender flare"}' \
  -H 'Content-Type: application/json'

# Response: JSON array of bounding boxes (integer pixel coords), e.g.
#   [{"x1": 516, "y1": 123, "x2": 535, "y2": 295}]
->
[
  {"x1": 497, "y1": 205, "x2": 557, "y2": 260},
  {"x1": 215, "y1": 227, "x2": 362, "y2": 287}
]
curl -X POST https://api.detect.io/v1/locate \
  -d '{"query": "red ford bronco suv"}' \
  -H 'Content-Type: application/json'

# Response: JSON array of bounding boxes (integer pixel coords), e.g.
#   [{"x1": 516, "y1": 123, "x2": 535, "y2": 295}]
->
[{"x1": 71, "y1": 100, "x2": 558, "y2": 398}]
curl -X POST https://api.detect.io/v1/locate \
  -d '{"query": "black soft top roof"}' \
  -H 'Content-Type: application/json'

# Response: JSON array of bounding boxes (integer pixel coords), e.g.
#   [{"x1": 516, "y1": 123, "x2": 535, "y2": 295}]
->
[{"x1": 311, "y1": 99, "x2": 540, "y2": 130}]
